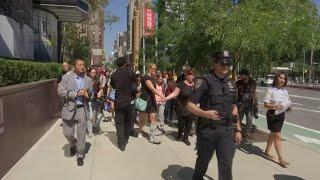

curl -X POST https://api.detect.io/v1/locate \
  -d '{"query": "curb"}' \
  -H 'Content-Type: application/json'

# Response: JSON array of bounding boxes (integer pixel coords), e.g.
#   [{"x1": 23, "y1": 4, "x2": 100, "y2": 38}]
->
[{"x1": 287, "y1": 84, "x2": 320, "y2": 90}]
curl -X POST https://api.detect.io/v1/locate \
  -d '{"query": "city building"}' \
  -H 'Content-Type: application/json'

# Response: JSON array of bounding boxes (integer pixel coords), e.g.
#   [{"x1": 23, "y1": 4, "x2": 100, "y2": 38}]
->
[
  {"x1": 89, "y1": 8, "x2": 105, "y2": 65},
  {"x1": 114, "y1": 31, "x2": 128, "y2": 58},
  {"x1": 0, "y1": 0, "x2": 90, "y2": 61},
  {"x1": 127, "y1": 0, "x2": 135, "y2": 57}
]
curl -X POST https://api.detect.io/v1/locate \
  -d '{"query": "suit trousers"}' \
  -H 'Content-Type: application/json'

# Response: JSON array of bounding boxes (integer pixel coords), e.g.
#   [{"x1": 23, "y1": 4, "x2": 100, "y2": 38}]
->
[
  {"x1": 63, "y1": 106, "x2": 87, "y2": 158},
  {"x1": 115, "y1": 103, "x2": 134, "y2": 146},
  {"x1": 193, "y1": 126, "x2": 235, "y2": 180}
]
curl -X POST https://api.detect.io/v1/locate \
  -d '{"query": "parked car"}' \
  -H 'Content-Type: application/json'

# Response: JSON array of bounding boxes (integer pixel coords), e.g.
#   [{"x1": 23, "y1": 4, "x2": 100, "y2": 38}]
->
[
  {"x1": 256, "y1": 77, "x2": 266, "y2": 86},
  {"x1": 256, "y1": 74, "x2": 275, "y2": 86},
  {"x1": 265, "y1": 74, "x2": 275, "y2": 86}
]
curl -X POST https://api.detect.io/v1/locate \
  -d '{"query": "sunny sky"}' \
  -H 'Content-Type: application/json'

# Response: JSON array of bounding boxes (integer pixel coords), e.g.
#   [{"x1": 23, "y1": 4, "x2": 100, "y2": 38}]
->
[{"x1": 104, "y1": 0, "x2": 128, "y2": 58}]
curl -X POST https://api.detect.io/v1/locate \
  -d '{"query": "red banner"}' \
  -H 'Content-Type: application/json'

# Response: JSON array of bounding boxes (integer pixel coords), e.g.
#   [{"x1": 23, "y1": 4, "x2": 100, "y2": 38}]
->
[{"x1": 144, "y1": 8, "x2": 155, "y2": 36}]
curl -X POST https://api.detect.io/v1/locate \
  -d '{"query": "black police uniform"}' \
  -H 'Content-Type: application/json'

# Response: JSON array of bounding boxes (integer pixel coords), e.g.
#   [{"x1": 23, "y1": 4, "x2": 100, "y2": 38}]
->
[{"x1": 191, "y1": 72, "x2": 238, "y2": 180}]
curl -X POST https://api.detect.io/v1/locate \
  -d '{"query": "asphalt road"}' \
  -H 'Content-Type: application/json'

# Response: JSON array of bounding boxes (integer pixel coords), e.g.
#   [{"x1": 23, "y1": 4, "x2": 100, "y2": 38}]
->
[{"x1": 256, "y1": 86, "x2": 320, "y2": 131}]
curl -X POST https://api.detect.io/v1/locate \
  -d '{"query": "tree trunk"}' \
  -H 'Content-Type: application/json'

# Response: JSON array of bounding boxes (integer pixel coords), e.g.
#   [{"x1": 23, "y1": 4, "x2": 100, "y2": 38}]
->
[{"x1": 231, "y1": 51, "x2": 240, "y2": 80}]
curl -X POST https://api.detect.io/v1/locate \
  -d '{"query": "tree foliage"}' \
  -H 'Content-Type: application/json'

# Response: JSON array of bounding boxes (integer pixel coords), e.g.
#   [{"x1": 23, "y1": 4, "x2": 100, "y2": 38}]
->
[
  {"x1": 61, "y1": 0, "x2": 119, "y2": 65},
  {"x1": 156, "y1": 0, "x2": 320, "y2": 77}
]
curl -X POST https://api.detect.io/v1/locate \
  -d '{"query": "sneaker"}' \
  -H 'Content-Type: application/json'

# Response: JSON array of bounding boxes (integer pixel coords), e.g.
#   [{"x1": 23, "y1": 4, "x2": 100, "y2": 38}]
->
[
  {"x1": 159, "y1": 125, "x2": 166, "y2": 133},
  {"x1": 242, "y1": 137, "x2": 253, "y2": 145},
  {"x1": 137, "y1": 133, "x2": 143, "y2": 139},
  {"x1": 150, "y1": 136, "x2": 161, "y2": 144},
  {"x1": 87, "y1": 132, "x2": 93, "y2": 139}
]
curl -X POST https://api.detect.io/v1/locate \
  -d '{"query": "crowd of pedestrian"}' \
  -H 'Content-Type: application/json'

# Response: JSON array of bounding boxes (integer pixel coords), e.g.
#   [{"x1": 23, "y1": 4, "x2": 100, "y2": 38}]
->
[{"x1": 57, "y1": 52, "x2": 293, "y2": 180}]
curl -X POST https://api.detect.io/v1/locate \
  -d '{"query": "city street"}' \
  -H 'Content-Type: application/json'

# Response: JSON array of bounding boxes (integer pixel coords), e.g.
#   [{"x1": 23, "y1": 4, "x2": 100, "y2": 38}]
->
[{"x1": 255, "y1": 86, "x2": 320, "y2": 152}]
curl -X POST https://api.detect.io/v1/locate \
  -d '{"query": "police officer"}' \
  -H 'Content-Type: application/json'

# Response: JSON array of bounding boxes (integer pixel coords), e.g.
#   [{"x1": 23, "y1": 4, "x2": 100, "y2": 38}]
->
[
  {"x1": 187, "y1": 51, "x2": 242, "y2": 180},
  {"x1": 236, "y1": 69, "x2": 258, "y2": 144}
]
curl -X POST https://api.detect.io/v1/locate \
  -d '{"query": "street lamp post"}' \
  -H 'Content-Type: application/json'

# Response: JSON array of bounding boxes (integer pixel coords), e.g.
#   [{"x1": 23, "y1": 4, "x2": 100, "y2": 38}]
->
[
  {"x1": 303, "y1": 50, "x2": 305, "y2": 83},
  {"x1": 309, "y1": 50, "x2": 314, "y2": 85}
]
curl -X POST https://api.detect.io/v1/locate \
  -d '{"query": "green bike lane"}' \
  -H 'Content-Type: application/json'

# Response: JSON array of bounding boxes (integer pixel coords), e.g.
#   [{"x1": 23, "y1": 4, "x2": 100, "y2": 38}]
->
[{"x1": 254, "y1": 114, "x2": 320, "y2": 152}]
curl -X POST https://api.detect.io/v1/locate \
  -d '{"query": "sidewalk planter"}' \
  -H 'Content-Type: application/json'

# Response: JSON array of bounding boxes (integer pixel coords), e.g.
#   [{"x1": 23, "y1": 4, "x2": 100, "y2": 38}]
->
[
  {"x1": 0, "y1": 58, "x2": 61, "y2": 87},
  {"x1": 0, "y1": 79, "x2": 60, "y2": 178}
]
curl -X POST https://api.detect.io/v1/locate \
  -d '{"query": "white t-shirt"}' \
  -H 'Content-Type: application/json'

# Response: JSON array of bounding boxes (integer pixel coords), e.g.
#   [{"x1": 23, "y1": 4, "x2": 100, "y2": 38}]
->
[{"x1": 264, "y1": 87, "x2": 292, "y2": 115}]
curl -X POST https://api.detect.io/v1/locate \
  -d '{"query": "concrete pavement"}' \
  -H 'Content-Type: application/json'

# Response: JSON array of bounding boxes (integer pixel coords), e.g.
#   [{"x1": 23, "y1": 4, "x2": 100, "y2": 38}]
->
[{"x1": 2, "y1": 116, "x2": 320, "y2": 180}]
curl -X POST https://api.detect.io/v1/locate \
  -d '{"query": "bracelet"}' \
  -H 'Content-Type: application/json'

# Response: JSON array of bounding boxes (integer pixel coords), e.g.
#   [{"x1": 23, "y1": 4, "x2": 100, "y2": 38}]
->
[{"x1": 235, "y1": 129, "x2": 242, "y2": 133}]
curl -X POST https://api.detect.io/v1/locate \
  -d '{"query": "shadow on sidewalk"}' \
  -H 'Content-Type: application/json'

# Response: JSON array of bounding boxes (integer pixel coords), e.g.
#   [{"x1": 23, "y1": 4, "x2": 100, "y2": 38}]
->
[
  {"x1": 274, "y1": 174, "x2": 305, "y2": 180},
  {"x1": 164, "y1": 130, "x2": 179, "y2": 142},
  {"x1": 105, "y1": 131, "x2": 118, "y2": 148},
  {"x1": 62, "y1": 142, "x2": 91, "y2": 157},
  {"x1": 237, "y1": 144, "x2": 278, "y2": 164},
  {"x1": 161, "y1": 164, "x2": 214, "y2": 180}
]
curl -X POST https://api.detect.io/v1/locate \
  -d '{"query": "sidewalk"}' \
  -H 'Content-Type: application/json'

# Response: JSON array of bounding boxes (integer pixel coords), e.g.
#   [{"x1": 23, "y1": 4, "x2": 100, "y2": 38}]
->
[{"x1": 2, "y1": 116, "x2": 320, "y2": 180}]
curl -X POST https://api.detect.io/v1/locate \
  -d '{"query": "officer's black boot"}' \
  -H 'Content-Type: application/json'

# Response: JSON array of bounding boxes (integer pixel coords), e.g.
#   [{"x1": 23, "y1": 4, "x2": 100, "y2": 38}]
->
[{"x1": 175, "y1": 132, "x2": 182, "y2": 140}]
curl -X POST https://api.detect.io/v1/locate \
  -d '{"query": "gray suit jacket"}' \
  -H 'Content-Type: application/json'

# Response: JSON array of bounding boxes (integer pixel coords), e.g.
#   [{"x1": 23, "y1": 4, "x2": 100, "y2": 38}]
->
[{"x1": 57, "y1": 72, "x2": 93, "y2": 121}]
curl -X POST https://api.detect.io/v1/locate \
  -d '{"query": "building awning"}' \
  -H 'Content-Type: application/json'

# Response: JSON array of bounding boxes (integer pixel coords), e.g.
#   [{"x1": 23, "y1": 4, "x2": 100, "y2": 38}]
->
[{"x1": 34, "y1": 0, "x2": 90, "y2": 22}]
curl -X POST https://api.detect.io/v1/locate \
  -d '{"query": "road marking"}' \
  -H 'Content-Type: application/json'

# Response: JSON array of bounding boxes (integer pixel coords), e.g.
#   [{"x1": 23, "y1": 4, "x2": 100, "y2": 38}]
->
[
  {"x1": 258, "y1": 101, "x2": 303, "y2": 106},
  {"x1": 258, "y1": 114, "x2": 320, "y2": 134},
  {"x1": 289, "y1": 94, "x2": 320, "y2": 101},
  {"x1": 257, "y1": 89, "x2": 320, "y2": 101},
  {"x1": 292, "y1": 102, "x2": 303, "y2": 106},
  {"x1": 293, "y1": 107, "x2": 320, "y2": 113},
  {"x1": 293, "y1": 134, "x2": 320, "y2": 145}
]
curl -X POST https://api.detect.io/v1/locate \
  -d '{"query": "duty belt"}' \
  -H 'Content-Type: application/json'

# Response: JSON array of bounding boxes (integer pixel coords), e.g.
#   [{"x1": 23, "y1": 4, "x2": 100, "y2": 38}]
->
[
  {"x1": 200, "y1": 117, "x2": 233, "y2": 129},
  {"x1": 210, "y1": 120, "x2": 233, "y2": 128}
]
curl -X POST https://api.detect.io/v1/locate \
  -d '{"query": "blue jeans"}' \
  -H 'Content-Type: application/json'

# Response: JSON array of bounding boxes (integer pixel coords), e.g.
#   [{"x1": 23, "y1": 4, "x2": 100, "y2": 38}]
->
[{"x1": 88, "y1": 100, "x2": 102, "y2": 133}]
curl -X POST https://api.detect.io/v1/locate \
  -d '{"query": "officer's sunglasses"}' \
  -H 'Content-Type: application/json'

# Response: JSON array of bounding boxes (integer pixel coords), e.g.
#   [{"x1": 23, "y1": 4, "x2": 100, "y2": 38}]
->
[{"x1": 218, "y1": 62, "x2": 230, "y2": 67}]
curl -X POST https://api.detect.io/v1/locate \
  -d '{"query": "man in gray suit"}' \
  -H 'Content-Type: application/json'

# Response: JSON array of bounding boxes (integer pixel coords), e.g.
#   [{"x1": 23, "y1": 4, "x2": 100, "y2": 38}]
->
[{"x1": 57, "y1": 58, "x2": 93, "y2": 166}]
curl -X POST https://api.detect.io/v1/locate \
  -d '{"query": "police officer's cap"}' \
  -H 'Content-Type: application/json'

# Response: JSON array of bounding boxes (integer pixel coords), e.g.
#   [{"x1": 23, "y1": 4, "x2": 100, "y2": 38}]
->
[
  {"x1": 239, "y1": 69, "x2": 250, "y2": 76},
  {"x1": 213, "y1": 51, "x2": 232, "y2": 66}
]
